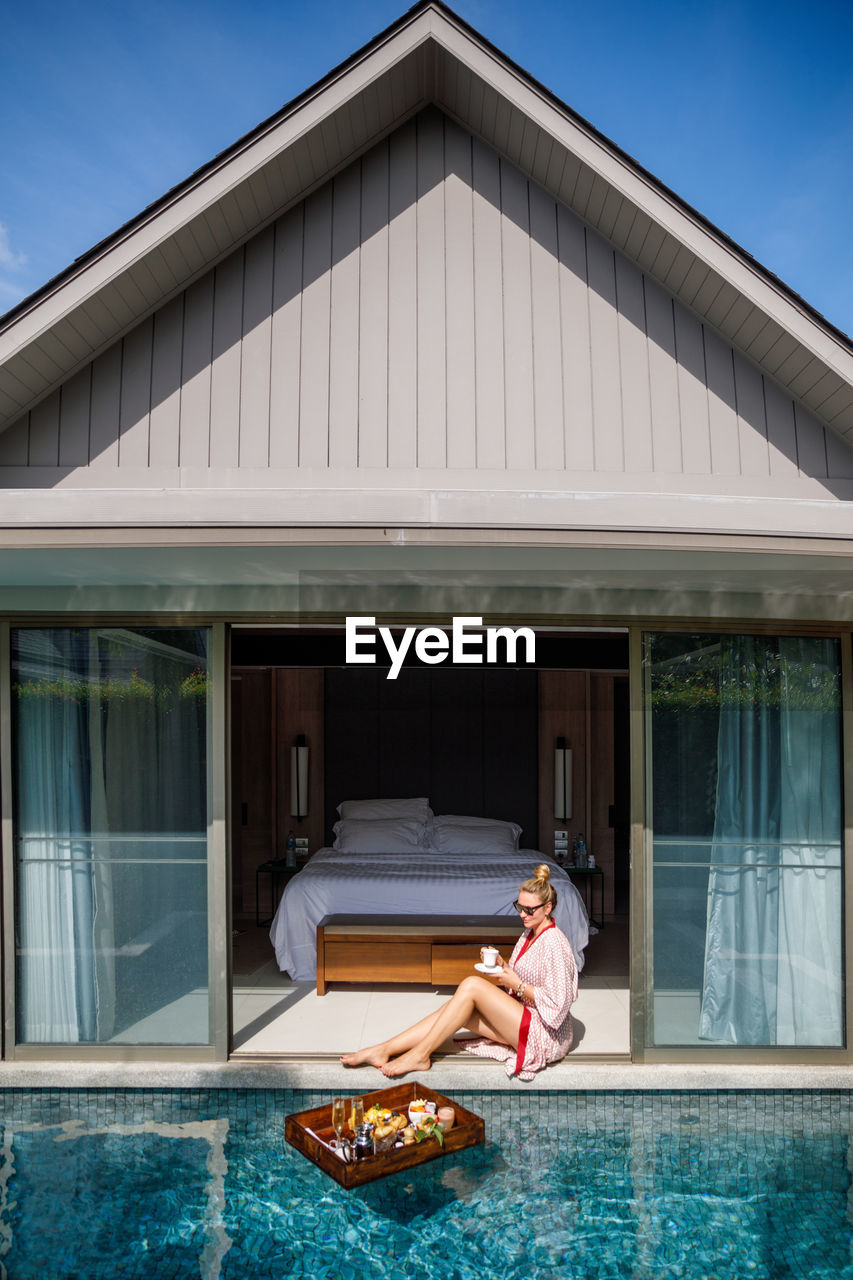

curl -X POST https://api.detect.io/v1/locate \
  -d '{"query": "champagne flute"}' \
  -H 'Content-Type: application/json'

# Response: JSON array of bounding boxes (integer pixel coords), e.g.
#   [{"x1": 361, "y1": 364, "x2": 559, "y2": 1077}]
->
[
  {"x1": 350, "y1": 1097, "x2": 364, "y2": 1134},
  {"x1": 332, "y1": 1096, "x2": 346, "y2": 1148}
]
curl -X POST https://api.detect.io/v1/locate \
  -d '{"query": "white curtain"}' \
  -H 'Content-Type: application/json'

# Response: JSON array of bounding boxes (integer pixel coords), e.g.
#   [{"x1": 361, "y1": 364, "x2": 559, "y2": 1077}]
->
[
  {"x1": 14, "y1": 628, "x2": 208, "y2": 1044},
  {"x1": 699, "y1": 636, "x2": 842, "y2": 1045},
  {"x1": 16, "y1": 666, "x2": 97, "y2": 1041}
]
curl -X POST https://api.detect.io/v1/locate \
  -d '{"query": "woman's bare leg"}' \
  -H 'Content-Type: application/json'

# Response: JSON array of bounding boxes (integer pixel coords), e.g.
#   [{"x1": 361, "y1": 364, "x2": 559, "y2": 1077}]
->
[
  {"x1": 381, "y1": 976, "x2": 524, "y2": 1077},
  {"x1": 462, "y1": 1011, "x2": 509, "y2": 1043},
  {"x1": 340, "y1": 1005, "x2": 448, "y2": 1067},
  {"x1": 340, "y1": 978, "x2": 523, "y2": 1070}
]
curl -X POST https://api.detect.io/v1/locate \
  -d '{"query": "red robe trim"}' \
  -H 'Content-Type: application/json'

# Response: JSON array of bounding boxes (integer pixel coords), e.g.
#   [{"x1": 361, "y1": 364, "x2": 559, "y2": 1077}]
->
[
  {"x1": 514, "y1": 1007, "x2": 532, "y2": 1076},
  {"x1": 512, "y1": 922, "x2": 554, "y2": 1076}
]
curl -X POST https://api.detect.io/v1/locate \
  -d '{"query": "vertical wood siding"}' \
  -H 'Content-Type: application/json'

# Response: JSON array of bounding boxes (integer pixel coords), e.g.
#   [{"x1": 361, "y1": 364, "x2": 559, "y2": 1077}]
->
[
  {"x1": 328, "y1": 165, "x2": 361, "y2": 470},
  {"x1": 360, "y1": 141, "x2": 390, "y2": 467},
  {"x1": 3, "y1": 106, "x2": 850, "y2": 489}
]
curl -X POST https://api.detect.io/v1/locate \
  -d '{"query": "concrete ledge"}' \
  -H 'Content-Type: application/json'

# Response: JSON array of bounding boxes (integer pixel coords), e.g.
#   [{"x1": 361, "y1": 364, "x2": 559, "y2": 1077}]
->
[{"x1": 2, "y1": 1058, "x2": 853, "y2": 1092}]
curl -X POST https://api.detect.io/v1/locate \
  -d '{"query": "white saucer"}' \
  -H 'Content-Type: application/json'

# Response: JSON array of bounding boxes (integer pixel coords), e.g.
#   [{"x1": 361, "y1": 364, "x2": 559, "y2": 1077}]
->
[{"x1": 475, "y1": 962, "x2": 502, "y2": 975}]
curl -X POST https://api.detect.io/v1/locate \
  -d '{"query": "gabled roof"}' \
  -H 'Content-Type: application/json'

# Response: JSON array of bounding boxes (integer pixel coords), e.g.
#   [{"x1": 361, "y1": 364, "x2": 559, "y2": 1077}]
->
[{"x1": 2, "y1": 0, "x2": 852, "y2": 441}]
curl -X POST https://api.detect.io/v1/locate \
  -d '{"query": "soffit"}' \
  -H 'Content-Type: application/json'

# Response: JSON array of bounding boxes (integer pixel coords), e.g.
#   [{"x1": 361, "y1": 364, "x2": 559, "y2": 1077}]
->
[
  {"x1": 1, "y1": 2, "x2": 852, "y2": 443},
  {"x1": 0, "y1": 540, "x2": 851, "y2": 588},
  {"x1": 3, "y1": 542, "x2": 853, "y2": 625}
]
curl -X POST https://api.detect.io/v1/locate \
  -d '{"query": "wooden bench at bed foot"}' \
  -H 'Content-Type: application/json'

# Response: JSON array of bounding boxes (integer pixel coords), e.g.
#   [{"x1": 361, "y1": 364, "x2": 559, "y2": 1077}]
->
[{"x1": 315, "y1": 915, "x2": 521, "y2": 996}]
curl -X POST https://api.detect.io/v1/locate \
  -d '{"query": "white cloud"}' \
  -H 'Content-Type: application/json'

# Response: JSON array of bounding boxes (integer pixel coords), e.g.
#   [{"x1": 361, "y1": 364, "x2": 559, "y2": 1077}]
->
[{"x1": 0, "y1": 223, "x2": 27, "y2": 271}]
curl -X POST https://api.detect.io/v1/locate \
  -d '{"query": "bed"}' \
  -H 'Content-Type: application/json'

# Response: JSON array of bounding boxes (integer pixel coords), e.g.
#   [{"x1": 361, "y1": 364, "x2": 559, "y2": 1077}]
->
[{"x1": 269, "y1": 804, "x2": 591, "y2": 982}]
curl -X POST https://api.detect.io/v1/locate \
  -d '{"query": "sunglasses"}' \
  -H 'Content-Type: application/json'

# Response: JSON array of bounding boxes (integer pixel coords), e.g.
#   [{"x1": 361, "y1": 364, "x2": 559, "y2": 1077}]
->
[{"x1": 513, "y1": 900, "x2": 544, "y2": 916}]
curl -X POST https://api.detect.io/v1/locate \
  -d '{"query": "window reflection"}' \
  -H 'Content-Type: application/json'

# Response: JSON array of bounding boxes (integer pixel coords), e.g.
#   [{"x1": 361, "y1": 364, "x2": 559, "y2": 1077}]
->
[
  {"x1": 646, "y1": 633, "x2": 843, "y2": 1048},
  {"x1": 13, "y1": 628, "x2": 210, "y2": 1045}
]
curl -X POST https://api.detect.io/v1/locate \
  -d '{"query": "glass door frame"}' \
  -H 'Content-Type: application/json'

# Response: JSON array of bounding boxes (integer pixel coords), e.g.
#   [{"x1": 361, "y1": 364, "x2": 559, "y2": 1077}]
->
[
  {"x1": 630, "y1": 620, "x2": 853, "y2": 1065},
  {"x1": 0, "y1": 618, "x2": 229, "y2": 1063}
]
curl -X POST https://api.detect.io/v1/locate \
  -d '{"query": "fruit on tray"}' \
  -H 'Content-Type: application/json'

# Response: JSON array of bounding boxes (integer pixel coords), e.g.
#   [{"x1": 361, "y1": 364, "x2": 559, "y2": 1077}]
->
[{"x1": 365, "y1": 1105, "x2": 392, "y2": 1126}]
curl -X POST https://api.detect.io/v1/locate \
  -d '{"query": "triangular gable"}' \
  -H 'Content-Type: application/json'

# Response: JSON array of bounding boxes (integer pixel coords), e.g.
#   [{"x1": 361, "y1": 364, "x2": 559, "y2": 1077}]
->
[
  {"x1": 1, "y1": 108, "x2": 851, "y2": 534},
  {"x1": 1, "y1": 1, "x2": 852, "y2": 451},
  {"x1": 1, "y1": 3, "x2": 853, "y2": 541}
]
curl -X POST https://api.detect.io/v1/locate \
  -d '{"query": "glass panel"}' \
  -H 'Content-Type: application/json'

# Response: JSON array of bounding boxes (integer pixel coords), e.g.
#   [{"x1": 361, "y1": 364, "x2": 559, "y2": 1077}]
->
[
  {"x1": 12, "y1": 627, "x2": 210, "y2": 1044},
  {"x1": 646, "y1": 632, "x2": 844, "y2": 1048}
]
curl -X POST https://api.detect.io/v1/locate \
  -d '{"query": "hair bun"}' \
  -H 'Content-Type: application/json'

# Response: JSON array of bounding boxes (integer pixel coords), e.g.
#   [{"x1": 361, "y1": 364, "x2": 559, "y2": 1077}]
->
[{"x1": 534, "y1": 863, "x2": 551, "y2": 883}]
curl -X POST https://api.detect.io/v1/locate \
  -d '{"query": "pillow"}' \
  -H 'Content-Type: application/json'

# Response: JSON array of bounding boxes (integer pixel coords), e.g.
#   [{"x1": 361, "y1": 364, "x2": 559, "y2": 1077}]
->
[
  {"x1": 336, "y1": 797, "x2": 433, "y2": 822},
  {"x1": 333, "y1": 817, "x2": 427, "y2": 853},
  {"x1": 430, "y1": 815, "x2": 522, "y2": 854},
  {"x1": 433, "y1": 814, "x2": 522, "y2": 832}
]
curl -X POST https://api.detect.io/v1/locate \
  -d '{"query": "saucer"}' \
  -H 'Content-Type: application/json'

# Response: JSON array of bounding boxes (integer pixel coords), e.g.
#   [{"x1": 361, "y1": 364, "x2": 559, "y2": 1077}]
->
[{"x1": 475, "y1": 962, "x2": 502, "y2": 975}]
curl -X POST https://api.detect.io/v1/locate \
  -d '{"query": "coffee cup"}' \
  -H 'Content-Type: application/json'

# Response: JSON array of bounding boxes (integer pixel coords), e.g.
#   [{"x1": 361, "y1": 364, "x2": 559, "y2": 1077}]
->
[{"x1": 482, "y1": 946, "x2": 499, "y2": 969}]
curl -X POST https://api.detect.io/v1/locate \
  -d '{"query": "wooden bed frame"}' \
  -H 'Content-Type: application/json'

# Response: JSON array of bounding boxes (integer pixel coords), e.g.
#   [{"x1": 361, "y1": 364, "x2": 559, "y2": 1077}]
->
[{"x1": 315, "y1": 914, "x2": 521, "y2": 995}]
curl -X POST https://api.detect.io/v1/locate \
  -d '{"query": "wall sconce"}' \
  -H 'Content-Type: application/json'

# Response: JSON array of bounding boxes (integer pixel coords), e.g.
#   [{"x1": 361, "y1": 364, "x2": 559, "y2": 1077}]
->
[
  {"x1": 554, "y1": 736, "x2": 572, "y2": 821},
  {"x1": 290, "y1": 734, "x2": 309, "y2": 818}
]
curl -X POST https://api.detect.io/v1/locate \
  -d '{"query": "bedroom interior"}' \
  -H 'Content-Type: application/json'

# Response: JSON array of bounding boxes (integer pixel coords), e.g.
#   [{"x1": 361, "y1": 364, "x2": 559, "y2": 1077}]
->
[{"x1": 230, "y1": 626, "x2": 631, "y2": 1058}]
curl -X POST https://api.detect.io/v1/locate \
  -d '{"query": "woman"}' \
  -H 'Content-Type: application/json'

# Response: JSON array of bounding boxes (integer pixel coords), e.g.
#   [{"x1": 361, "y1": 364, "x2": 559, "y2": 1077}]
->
[{"x1": 340, "y1": 864, "x2": 578, "y2": 1081}]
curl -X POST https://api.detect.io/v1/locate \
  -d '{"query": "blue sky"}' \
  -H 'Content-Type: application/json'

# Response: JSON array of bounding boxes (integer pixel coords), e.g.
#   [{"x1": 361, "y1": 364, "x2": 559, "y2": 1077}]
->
[{"x1": 2, "y1": 0, "x2": 852, "y2": 335}]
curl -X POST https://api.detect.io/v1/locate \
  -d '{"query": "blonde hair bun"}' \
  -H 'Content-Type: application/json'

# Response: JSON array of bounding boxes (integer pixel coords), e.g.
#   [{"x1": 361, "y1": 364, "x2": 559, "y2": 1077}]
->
[{"x1": 520, "y1": 863, "x2": 558, "y2": 908}]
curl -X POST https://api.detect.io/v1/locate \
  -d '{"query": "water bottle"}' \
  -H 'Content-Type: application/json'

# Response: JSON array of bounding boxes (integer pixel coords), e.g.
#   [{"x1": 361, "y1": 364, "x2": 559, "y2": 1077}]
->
[
  {"x1": 285, "y1": 830, "x2": 296, "y2": 867},
  {"x1": 576, "y1": 833, "x2": 587, "y2": 868}
]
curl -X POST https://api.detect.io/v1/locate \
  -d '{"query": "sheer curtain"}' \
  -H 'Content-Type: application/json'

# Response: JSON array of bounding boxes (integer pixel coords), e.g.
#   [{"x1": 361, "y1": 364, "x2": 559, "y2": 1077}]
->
[
  {"x1": 14, "y1": 628, "x2": 209, "y2": 1044},
  {"x1": 699, "y1": 636, "x2": 842, "y2": 1045},
  {"x1": 16, "y1": 670, "x2": 97, "y2": 1041}
]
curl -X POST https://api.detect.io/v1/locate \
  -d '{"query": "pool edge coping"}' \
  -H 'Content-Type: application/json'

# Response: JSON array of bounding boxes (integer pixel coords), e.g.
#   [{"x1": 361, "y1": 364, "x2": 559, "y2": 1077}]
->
[{"x1": 2, "y1": 1060, "x2": 853, "y2": 1091}]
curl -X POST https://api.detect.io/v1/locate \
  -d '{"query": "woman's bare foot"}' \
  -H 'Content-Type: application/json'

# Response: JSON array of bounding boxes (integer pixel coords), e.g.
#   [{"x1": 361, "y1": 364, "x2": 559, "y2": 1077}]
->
[
  {"x1": 380, "y1": 1050, "x2": 432, "y2": 1078},
  {"x1": 339, "y1": 1046, "x2": 389, "y2": 1068}
]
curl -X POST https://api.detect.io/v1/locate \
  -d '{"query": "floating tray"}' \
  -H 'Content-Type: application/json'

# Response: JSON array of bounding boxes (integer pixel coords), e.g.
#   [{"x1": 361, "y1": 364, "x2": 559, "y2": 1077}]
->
[{"x1": 284, "y1": 1080, "x2": 485, "y2": 1188}]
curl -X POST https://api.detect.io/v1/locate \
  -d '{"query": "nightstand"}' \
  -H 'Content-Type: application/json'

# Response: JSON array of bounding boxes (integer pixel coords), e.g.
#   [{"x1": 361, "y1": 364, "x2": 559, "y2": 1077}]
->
[
  {"x1": 255, "y1": 861, "x2": 302, "y2": 927},
  {"x1": 565, "y1": 865, "x2": 604, "y2": 929}
]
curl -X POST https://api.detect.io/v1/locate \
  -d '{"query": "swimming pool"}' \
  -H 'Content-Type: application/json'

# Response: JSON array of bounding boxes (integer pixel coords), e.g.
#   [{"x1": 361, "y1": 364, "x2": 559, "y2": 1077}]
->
[{"x1": 0, "y1": 1088, "x2": 850, "y2": 1278}]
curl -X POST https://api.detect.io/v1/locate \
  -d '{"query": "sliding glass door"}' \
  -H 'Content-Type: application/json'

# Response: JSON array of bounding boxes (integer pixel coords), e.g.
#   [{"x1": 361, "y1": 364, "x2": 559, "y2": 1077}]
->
[
  {"x1": 11, "y1": 627, "x2": 211, "y2": 1045},
  {"x1": 645, "y1": 632, "x2": 844, "y2": 1048}
]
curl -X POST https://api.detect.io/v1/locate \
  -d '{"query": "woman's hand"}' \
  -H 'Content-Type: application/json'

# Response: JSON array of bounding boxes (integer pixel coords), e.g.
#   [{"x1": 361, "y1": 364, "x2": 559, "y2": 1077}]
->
[{"x1": 494, "y1": 957, "x2": 520, "y2": 991}]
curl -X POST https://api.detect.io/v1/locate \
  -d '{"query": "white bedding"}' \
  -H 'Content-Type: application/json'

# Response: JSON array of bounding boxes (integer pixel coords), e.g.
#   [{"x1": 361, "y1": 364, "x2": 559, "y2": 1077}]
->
[{"x1": 269, "y1": 848, "x2": 590, "y2": 981}]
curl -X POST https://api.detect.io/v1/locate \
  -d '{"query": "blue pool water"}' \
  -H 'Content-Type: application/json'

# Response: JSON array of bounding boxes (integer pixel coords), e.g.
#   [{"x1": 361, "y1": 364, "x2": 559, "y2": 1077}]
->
[{"x1": 1, "y1": 1088, "x2": 851, "y2": 1279}]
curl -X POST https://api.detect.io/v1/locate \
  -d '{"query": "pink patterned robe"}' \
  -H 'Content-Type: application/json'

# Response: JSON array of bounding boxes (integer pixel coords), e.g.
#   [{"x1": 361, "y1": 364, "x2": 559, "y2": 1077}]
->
[{"x1": 457, "y1": 922, "x2": 578, "y2": 1080}]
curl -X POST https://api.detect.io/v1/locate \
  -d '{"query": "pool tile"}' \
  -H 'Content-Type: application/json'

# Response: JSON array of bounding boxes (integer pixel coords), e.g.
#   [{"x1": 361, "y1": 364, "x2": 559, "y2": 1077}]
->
[{"x1": 1, "y1": 1088, "x2": 853, "y2": 1278}]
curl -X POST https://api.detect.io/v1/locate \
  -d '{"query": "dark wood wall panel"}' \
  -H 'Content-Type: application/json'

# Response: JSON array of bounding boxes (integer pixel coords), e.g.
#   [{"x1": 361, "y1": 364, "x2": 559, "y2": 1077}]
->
[
  {"x1": 324, "y1": 668, "x2": 538, "y2": 845},
  {"x1": 274, "y1": 667, "x2": 325, "y2": 856},
  {"x1": 379, "y1": 668, "x2": 433, "y2": 799},
  {"x1": 429, "y1": 674, "x2": 484, "y2": 817},
  {"x1": 482, "y1": 670, "x2": 536, "y2": 826},
  {"x1": 324, "y1": 669, "x2": 382, "y2": 833},
  {"x1": 590, "y1": 672, "x2": 616, "y2": 917},
  {"x1": 231, "y1": 667, "x2": 325, "y2": 916},
  {"x1": 538, "y1": 670, "x2": 589, "y2": 855},
  {"x1": 231, "y1": 668, "x2": 273, "y2": 915}
]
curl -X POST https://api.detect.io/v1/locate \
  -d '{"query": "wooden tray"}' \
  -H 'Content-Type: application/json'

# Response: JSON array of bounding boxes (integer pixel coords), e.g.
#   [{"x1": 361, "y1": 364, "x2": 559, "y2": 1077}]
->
[{"x1": 284, "y1": 1081, "x2": 485, "y2": 1188}]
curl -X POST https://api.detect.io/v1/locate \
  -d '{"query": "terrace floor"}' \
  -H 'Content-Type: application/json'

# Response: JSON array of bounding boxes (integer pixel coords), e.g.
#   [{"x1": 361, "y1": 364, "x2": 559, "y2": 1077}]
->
[{"x1": 231, "y1": 917, "x2": 630, "y2": 1060}]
